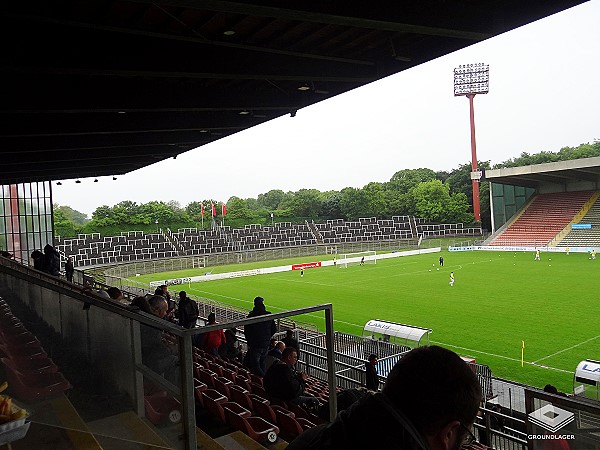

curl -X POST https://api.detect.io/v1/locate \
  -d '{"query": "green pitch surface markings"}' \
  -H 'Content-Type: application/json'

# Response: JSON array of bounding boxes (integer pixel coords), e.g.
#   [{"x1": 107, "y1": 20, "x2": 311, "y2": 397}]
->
[{"x1": 142, "y1": 250, "x2": 600, "y2": 392}]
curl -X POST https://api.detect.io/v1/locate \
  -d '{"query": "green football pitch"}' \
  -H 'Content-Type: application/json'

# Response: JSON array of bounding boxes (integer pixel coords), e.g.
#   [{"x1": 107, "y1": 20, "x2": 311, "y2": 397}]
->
[{"x1": 136, "y1": 249, "x2": 600, "y2": 393}]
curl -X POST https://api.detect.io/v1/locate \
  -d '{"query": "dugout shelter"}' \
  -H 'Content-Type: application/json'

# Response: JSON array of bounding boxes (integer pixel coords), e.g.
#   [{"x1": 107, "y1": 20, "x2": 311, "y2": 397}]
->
[
  {"x1": 574, "y1": 359, "x2": 600, "y2": 401},
  {"x1": 363, "y1": 319, "x2": 431, "y2": 348}
]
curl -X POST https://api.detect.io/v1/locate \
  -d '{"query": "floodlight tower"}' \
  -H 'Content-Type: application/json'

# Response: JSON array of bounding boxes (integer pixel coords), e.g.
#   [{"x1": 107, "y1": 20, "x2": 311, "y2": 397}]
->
[{"x1": 454, "y1": 63, "x2": 489, "y2": 223}]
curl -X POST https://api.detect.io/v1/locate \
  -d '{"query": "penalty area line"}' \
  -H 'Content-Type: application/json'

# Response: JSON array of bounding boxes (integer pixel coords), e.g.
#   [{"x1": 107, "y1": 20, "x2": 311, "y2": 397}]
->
[{"x1": 533, "y1": 334, "x2": 600, "y2": 364}]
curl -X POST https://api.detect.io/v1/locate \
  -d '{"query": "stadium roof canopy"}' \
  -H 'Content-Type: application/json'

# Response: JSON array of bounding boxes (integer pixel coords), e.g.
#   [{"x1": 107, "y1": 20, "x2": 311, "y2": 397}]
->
[
  {"x1": 485, "y1": 157, "x2": 600, "y2": 189},
  {"x1": 0, "y1": 0, "x2": 587, "y2": 185}
]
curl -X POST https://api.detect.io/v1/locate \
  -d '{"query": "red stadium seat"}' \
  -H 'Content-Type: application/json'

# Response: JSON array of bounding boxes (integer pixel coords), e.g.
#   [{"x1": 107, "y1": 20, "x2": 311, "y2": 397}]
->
[{"x1": 223, "y1": 407, "x2": 279, "y2": 444}]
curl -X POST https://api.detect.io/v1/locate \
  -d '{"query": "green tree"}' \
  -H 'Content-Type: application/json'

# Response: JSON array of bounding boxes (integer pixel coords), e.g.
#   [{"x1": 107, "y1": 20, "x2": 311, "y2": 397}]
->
[
  {"x1": 54, "y1": 204, "x2": 88, "y2": 225},
  {"x1": 226, "y1": 196, "x2": 253, "y2": 219},
  {"x1": 412, "y1": 180, "x2": 450, "y2": 222},
  {"x1": 339, "y1": 187, "x2": 370, "y2": 220},
  {"x1": 388, "y1": 168, "x2": 436, "y2": 194},
  {"x1": 257, "y1": 190, "x2": 287, "y2": 210}
]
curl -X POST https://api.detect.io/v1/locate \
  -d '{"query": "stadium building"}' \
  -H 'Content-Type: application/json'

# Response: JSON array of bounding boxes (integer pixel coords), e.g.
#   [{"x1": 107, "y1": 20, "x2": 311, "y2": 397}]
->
[{"x1": 0, "y1": 2, "x2": 598, "y2": 449}]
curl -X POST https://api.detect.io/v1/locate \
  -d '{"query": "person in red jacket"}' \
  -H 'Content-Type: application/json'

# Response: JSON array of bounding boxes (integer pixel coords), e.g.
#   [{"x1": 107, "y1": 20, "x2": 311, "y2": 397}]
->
[{"x1": 201, "y1": 312, "x2": 226, "y2": 356}]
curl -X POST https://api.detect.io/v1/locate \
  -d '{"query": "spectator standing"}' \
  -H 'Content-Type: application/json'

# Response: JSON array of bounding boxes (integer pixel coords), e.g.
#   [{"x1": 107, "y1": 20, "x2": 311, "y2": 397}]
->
[
  {"x1": 264, "y1": 347, "x2": 319, "y2": 410},
  {"x1": 43, "y1": 244, "x2": 60, "y2": 276},
  {"x1": 177, "y1": 290, "x2": 199, "y2": 329},
  {"x1": 282, "y1": 329, "x2": 300, "y2": 358},
  {"x1": 200, "y1": 312, "x2": 226, "y2": 356},
  {"x1": 65, "y1": 256, "x2": 74, "y2": 282},
  {"x1": 365, "y1": 354, "x2": 379, "y2": 391},
  {"x1": 287, "y1": 346, "x2": 482, "y2": 450},
  {"x1": 243, "y1": 296, "x2": 276, "y2": 376},
  {"x1": 31, "y1": 250, "x2": 44, "y2": 270}
]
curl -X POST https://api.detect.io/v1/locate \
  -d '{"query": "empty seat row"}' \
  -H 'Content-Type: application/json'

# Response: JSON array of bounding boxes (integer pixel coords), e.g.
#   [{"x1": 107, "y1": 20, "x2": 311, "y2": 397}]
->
[{"x1": 0, "y1": 297, "x2": 71, "y2": 402}]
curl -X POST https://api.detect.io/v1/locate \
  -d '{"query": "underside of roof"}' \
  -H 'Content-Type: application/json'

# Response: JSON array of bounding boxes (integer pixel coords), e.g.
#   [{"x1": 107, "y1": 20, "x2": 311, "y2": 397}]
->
[
  {"x1": 0, "y1": 0, "x2": 588, "y2": 184},
  {"x1": 485, "y1": 157, "x2": 600, "y2": 188}
]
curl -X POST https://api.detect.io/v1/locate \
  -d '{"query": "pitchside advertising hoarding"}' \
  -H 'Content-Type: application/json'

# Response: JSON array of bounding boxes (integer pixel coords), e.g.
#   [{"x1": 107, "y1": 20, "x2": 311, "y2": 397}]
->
[{"x1": 449, "y1": 245, "x2": 600, "y2": 253}]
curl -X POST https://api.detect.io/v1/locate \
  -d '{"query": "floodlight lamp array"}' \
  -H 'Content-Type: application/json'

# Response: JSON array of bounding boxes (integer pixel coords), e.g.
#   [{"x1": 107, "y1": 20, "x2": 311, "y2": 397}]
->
[{"x1": 453, "y1": 63, "x2": 489, "y2": 96}]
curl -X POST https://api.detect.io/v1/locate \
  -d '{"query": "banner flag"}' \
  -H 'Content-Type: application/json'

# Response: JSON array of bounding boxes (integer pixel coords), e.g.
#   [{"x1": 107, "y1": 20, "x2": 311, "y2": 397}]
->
[
  {"x1": 201, "y1": 203, "x2": 205, "y2": 218},
  {"x1": 211, "y1": 202, "x2": 216, "y2": 217},
  {"x1": 222, "y1": 203, "x2": 227, "y2": 216}
]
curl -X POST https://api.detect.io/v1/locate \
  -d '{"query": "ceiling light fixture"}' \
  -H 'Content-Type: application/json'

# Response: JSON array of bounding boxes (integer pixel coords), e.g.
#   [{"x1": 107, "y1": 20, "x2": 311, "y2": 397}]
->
[
  {"x1": 239, "y1": 110, "x2": 250, "y2": 115},
  {"x1": 297, "y1": 84, "x2": 310, "y2": 91},
  {"x1": 223, "y1": 30, "x2": 236, "y2": 36},
  {"x1": 75, "y1": 179, "x2": 81, "y2": 184},
  {"x1": 56, "y1": 182, "x2": 62, "y2": 186}
]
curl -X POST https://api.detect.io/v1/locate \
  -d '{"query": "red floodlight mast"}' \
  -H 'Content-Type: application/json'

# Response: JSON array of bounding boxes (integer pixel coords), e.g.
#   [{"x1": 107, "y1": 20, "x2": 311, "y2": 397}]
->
[{"x1": 454, "y1": 63, "x2": 489, "y2": 222}]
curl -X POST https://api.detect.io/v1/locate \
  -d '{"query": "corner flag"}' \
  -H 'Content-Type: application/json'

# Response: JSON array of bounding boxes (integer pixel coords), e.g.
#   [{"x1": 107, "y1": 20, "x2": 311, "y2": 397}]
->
[{"x1": 521, "y1": 340, "x2": 525, "y2": 367}]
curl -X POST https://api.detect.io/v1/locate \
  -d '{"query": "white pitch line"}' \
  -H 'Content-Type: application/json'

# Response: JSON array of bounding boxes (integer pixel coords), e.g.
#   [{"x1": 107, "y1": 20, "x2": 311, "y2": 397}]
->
[
  {"x1": 432, "y1": 341, "x2": 572, "y2": 374},
  {"x1": 533, "y1": 334, "x2": 600, "y2": 363}
]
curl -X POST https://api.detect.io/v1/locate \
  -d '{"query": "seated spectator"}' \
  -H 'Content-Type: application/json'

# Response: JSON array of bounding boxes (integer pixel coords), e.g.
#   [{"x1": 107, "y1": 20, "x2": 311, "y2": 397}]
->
[
  {"x1": 269, "y1": 338, "x2": 277, "y2": 351},
  {"x1": 140, "y1": 295, "x2": 180, "y2": 386},
  {"x1": 365, "y1": 354, "x2": 379, "y2": 391},
  {"x1": 131, "y1": 296, "x2": 151, "y2": 313},
  {"x1": 107, "y1": 287, "x2": 125, "y2": 301},
  {"x1": 287, "y1": 345, "x2": 482, "y2": 450},
  {"x1": 177, "y1": 290, "x2": 199, "y2": 329},
  {"x1": 155, "y1": 285, "x2": 176, "y2": 319},
  {"x1": 282, "y1": 329, "x2": 300, "y2": 358},
  {"x1": 219, "y1": 328, "x2": 242, "y2": 362},
  {"x1": 199, "y1": 312, "x2": 225, "y2": 356},
  {"x1": 264, "y1": 347, "x2": 319, "y2": 410},
  {"x1": 1, "y1": 251, "x2": 14, "y2": 259},
  {"x1": 265, "y1": 341, "x2": 285, "y2": 371}
]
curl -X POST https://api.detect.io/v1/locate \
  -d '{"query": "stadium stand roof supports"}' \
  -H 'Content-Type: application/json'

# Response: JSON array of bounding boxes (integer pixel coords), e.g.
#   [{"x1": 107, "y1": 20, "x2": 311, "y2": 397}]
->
[{"x1": 0, "y1": 0, "x2": 588, "y2": 185}]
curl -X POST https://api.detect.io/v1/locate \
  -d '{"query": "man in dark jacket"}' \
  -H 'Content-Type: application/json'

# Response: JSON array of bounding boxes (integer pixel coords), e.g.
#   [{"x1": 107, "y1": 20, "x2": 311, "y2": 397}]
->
[
  {"x1": 287, "y1": 346, "x2": 482, "y2": 450},
  {"x1": 65, "y1": 256, "x2": 75, "y2": 282},
  {"x1": 282, "y1": 329, "x2": 300, "y2": 358},
  {"x1": 264, "y1": 347, "x2": 318, "y2": 409},
  {"x1": 177, "y1": 290, "x2": 198, "y2": 329},
  {"x1": 243, "y1": 296, "x2": 276, "y2": 376},
  {"x1": 43, "y1": 244, "x2": 60, "y2": 276},
  {"x1": 365, "y1": 353, "x2": 379, "y2": 391}
]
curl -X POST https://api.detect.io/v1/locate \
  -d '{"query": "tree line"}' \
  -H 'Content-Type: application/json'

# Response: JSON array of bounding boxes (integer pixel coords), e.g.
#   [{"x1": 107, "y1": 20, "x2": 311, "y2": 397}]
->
[{"x1": 54, "y1": 141, "x2": 600, "y2": 237}]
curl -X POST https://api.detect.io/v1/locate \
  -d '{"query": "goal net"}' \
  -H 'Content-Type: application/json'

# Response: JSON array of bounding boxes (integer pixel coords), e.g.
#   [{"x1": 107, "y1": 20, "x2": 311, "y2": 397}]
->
[{"x1": 338, "y1": 250, "x2": 377, "y2": 268}]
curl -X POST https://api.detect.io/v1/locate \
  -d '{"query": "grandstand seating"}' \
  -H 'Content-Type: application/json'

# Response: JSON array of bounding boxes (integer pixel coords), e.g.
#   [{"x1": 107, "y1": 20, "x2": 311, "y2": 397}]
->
[
  {"x1": 558, "y1": 195, "x2": 600, "y2": 247},
  {"x1": 491, "y1": 191, "x2": 594, "y2": 247},
  {"x1": 56, "y1": 231, "x2": 178, "y2": 267},
  {"x1": 56, "y1": 215, "x2": 482, "y2": 268},
  {"x1": 0, "y1": 296, "x2": 72, "y2": 402}
]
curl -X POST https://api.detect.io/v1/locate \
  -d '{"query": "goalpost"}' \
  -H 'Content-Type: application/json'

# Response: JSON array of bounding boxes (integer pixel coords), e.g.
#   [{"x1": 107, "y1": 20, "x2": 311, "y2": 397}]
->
[{"x1": 338, "y1": 250, "x2": 377, "y2": 268}]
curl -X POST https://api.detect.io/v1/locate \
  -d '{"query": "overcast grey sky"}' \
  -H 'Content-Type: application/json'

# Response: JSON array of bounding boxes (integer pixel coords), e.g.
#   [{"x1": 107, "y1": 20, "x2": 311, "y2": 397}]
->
[{"x1": 55, "y1": 1, "x2": 600, "y2": 217}]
